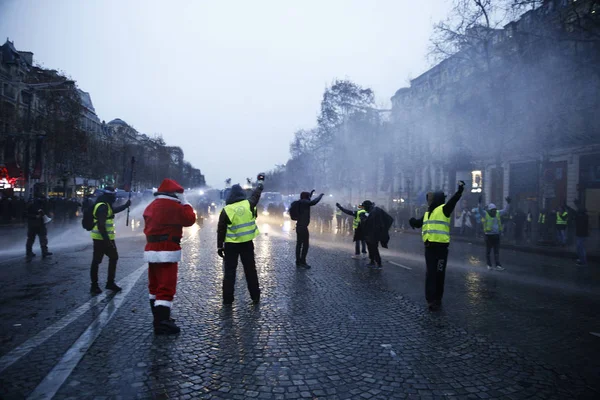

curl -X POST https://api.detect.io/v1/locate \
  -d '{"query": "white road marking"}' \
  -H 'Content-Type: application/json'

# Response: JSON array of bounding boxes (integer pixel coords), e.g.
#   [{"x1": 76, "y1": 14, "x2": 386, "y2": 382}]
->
[
  {"x1": 0, "y1": 264, "x2": 145, "y2": 374},
  {"x1": 590, "y1": 332, "x2": 600, "y2": 338},
  {"x1": 0, "y1": 294, "x2": 107, "y2": 374},
  {"x1": 27, "y1": 264, "x2": 146, "y2": 400},
  {"x1": 388, "y1": 261, "x2": 412, "y2": 270}
]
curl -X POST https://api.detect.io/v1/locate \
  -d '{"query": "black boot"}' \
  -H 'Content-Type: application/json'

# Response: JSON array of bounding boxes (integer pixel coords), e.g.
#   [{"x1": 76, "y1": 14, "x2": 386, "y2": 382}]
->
[
  {"x1": 154, "y1": 305, "x2": 180, "y2": 335},
  {"x1": 42, "y1": 251, "x2": 53, "y2": 258},
  {"x1": 150, "y1": 299, "x2": 159, "y2": 328},
  {"x1": 26, "y1": 251, "x2": 36, "y2": 259},
  {"x1": 90, "y1": 283, "x2": 102, "y2": 295},
  {"x1": 151, "y1": 299, "x2": 175, "y2": 325},
  {"x1": 105, "y1": 281, "x2": 122, "y2": 292}
]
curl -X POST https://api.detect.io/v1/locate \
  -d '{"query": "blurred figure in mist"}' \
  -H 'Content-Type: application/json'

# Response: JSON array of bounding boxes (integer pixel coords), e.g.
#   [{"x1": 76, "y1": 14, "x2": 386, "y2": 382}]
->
[
  {"x1": 525, "y1": 209, "x2": 533, "y2": 243},
  {"x1": 566, "y1": 199, "x2": 589, "y2": 266},
  {"x1": 555, "y1": 205, "x2": 569, "y2": 246},
  {"x1": 336, "y1": 202, "x2": 367, "y2": 259},
  {"x1": 479, "y1": 196, "x2": 511, "y2": 271},
  {"x1": 25, "y1": 192, "x2": 52, "y2": 260},
  {"x1": 513, "y1": 209, "x2": 526, "y2": 244}
]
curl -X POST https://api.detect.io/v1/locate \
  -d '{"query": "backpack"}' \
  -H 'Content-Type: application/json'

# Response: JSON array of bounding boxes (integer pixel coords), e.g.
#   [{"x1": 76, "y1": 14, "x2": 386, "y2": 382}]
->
[
  {"x1": 81, "y1": 203, "x2": 95, "y2": 231},
  {"x1": 289, "y1": 200, "x2": 300, "y2": 221}
]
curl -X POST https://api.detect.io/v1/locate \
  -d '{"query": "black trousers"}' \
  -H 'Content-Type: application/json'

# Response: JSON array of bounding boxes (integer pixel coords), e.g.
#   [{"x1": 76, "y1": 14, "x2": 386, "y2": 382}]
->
[
  {"x1": 223, "y1": 241, "x2": 260, "y2": 302},
  {"x1": 296, "y1": 225, "x2": 309, "y2": 263},
  {"x1": 355, "y1": 240, "x2": 366, "y2": 255},
  {"x1": 425, "y1": 245, "x2": 448, "y2": 304},
  {"x1": 90, "y1": 239, "x2": 119, "y2": 284},
  {"x1": 485, "y1": 234, "x2": 500, "y2": 266},
  {"x1": 366, "y1": 241, "x2": 381, "y2": 265},
  {"x1": 26, "y1": 225, "x2": 48, "y2": 253}
]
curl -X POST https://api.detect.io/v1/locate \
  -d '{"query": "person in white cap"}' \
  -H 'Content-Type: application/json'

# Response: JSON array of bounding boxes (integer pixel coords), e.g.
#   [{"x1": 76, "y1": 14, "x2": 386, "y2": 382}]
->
[{"x1": 478, "y1": 196, "x2": 511, "y2": 271}]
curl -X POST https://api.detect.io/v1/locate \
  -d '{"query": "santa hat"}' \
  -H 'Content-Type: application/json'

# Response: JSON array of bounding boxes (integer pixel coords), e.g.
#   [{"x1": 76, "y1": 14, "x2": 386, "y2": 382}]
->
[{"x1": 157, "y1": 179, "x2": 184, "y2": 194}]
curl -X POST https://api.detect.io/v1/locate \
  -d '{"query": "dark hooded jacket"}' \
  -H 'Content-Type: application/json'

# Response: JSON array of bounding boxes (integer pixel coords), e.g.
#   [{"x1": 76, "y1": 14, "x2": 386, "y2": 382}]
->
[
  {"x1": 217, "y1": 184, "x2": 263, "y2": 248},
  {"x1": 27, "y1": 195, "x2": 48, "y2": 228},
  {"x1": 566, "y1": 204, "x2": 589, "y2": 238},
  {"x1": 296, "y1": 192, "x2": 324, "y2": 228},
  {"x1": 409, "y1": 186, "x2": 463, "y2": 247},
  {"x1": 360, "y1": 203, "x2": 394, "y2": 247}
]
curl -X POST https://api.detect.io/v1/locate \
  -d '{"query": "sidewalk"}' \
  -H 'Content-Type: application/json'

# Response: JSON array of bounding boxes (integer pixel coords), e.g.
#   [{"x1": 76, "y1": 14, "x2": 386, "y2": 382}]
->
[{"x1": 394, "y1": 229, "x2": 599, "y2": 262}]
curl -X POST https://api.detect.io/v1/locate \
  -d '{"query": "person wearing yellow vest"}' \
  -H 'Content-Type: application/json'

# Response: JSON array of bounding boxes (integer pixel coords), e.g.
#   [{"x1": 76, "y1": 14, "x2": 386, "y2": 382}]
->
[
  {"x1": 478, "y1": 196, "x2": 511, "y2": 271},
  {"x1": 89, "y1": 187, "x2": 131, "y2": 295},
  {"x1": 217, "y1": 175, "x2": 264, "y2": 305},
  {"x1": 409, "y1": 181, "x2": 464, "y2": 311},
  {"x1": 335, "y1": 203, "x2": 367, "y2": 259},
  {"x1": 555, "y1": 206, "x2": 568, "y2": 246}
]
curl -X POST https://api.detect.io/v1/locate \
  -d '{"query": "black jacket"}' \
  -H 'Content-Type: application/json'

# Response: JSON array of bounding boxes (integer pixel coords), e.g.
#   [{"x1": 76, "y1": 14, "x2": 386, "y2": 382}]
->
[
  {"x1": 27, "y1": 197, "x2": 48, "y2": 228},
  {"x1": 409, "y1": 186, "x2": 463, "y2": 247},
  {"x1": 296, "y1": 193, "x2": 324, "y2": 228},
  {"x1": 567, "y1": 204, "x2": 589, "y2": 238},
  {"x1": 361, "y1": 206, "x2": 394, "y2": 247},
  {"x1": 217, "y1": 185, "x2": 263, "y2": 248}
]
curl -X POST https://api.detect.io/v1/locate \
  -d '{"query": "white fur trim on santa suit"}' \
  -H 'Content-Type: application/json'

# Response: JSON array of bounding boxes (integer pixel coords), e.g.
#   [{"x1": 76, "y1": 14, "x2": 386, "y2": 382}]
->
[
  {"x1": 144, "y1": 250, "x2": 182, "y2": 263},
  {"x1": 155, "y1": 300, "x2": 172, "y2": 308},
  {"x1": 149, "y1": 294, "x2": 156, "y2": 300},
  {"x1": 154, "y1": 195, "x2": 181, "y2": 202}
]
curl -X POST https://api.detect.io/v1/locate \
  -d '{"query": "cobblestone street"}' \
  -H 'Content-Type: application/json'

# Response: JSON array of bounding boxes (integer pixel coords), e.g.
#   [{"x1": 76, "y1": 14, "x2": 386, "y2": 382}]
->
[{"x1": 0, "y1": 220, "x2": 599, "y2": 399}]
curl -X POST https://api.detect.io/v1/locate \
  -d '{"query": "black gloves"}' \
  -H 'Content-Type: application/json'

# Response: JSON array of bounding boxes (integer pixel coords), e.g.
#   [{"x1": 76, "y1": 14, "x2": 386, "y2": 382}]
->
[
  {"x1": 257, "y1": 173, "x2": 265, "y2": 190},
  {"x1": 409, "y1": 217, "x2": 417, "y2": 229},
  {"x1": 335, "y1": 203, "x2": 341, "y2": 208},
  {"x1": 458, "y1": 180, "x2": 465, "y2": 193},
  {"x1": 125, "y1": 200, "x2": 132, "y2": 208},
  {"x1": 217, "y1": 248, "x2": 224, "y2": 258},
  {"x1": 505, "y1": 196, "x2": 512, "y2": 204}
]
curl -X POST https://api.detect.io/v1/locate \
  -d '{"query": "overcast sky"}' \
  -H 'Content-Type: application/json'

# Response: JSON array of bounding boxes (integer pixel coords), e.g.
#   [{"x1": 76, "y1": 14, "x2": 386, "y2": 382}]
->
[{"x1": 0, "y1": 0, "x2": 449, "y2": 187}]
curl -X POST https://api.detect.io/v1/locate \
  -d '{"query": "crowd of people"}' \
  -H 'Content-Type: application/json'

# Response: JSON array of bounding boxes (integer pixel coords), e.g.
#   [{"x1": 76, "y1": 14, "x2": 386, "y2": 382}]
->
[{"x1": 10, "y1": 174, "x2": 594, "y2": 336}]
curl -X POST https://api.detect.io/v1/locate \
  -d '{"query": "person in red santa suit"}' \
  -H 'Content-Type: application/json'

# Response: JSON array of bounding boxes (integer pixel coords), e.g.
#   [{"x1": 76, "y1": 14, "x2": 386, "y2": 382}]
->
[{"x1": 143, "y1": 179, "x2": 196, "y2": 335}]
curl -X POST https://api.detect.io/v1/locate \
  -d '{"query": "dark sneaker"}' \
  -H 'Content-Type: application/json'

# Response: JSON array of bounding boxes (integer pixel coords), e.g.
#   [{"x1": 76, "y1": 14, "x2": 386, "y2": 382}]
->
[
  {"x1": 42, "y1": 251, "x2": 53, "y2": 258},
  {"x1": 301, "y1": 263, "x2": 311, "y2": 269},
  {"x1": 26, "y1": 252, "x2": 36, "y2": 258},
  {"x1": 105, "y1": 282, "x2": 122, "y2": 292},
  {"x1": 428, "y1": 302, "x2": 439, "y2": 311},
  {"x1": 90, "y1": 284, "x2": 102, "y2": 295},
  {"x1": 154, "y1": 319, "x2": 180, "y2": 335}
]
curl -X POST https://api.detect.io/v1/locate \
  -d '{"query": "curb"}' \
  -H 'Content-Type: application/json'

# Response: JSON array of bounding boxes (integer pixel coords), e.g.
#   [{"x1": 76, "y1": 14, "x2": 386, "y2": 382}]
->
[{"x1": 394, "y1": 230, "x2": 599, "y2": 262}]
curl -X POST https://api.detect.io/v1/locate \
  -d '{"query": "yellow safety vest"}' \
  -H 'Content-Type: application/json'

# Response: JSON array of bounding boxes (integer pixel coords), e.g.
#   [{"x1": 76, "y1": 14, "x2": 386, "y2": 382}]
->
[
  {"x1": 353, "y1": 209, "x2": 366, "y2": 229},
  {"x1": 538, "y1": 213, "x2": 546, "y2": 224},
  {"x1": 422, "y1": 205, "x2": 450, "y2": 244},
  {"x1": 556, "y1": 211, "x2": 568, "y2": 225},
  {"x1": 527, "y1": 213, "x2": 532, "y2": 222},
  {"x1": 224, "y1": 200, "x2": 259, "y2": 243},
  {"x1": 484, "y1": 212, "x2": 502, "y2": 234},
  {"x1": 91, "y1": 202, "x2": 115, "y2": 240}
]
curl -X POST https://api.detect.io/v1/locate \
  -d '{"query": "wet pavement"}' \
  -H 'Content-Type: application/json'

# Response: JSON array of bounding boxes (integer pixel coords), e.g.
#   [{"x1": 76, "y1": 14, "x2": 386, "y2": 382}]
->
[{"x1": 0, "y1": 218, "x2": 599, "y2": 399}]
